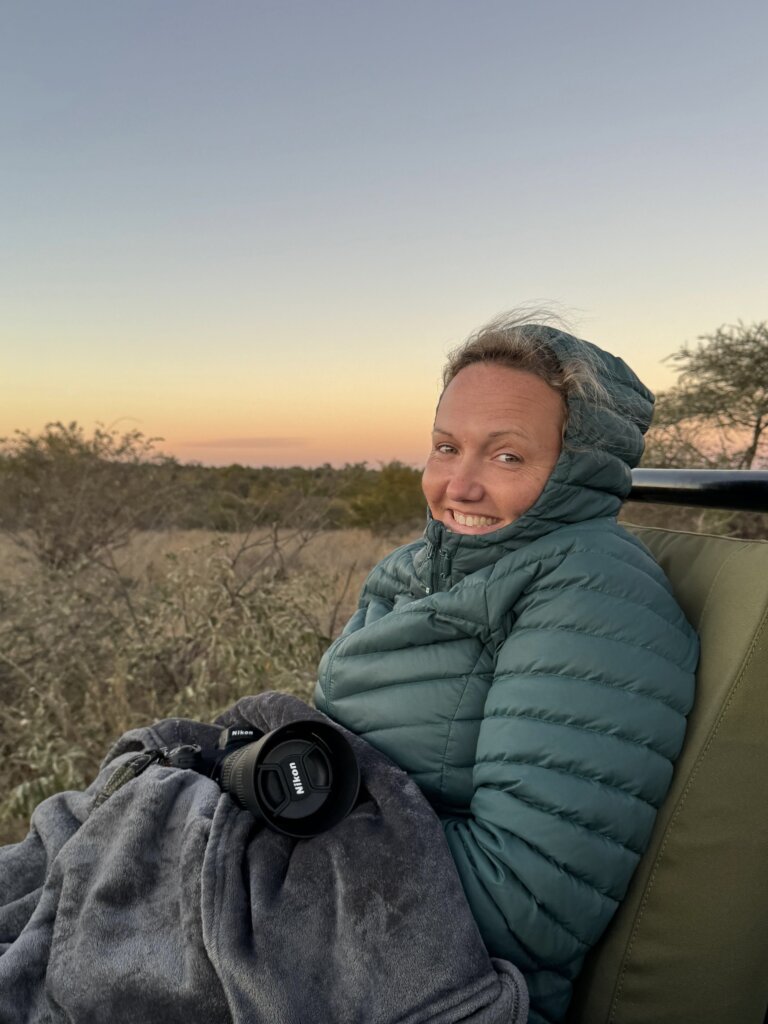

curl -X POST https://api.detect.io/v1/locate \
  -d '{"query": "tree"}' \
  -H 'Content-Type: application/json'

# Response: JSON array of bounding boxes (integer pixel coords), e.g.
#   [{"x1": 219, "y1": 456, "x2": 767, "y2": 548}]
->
[
  {"x1": 0, "y1": 421, "x2": 179, "y2": 569},
  {"x1": 643, "y1": 321, "x2": 768, "y2": 469},
  {"x1": 349, "y1": 462, "x2": 425, "y2": 535}
]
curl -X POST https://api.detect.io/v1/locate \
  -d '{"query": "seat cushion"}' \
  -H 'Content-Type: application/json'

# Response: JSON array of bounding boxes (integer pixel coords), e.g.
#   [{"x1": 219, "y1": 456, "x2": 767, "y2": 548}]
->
[{"x1": 567, "y1": 526, "x2": 768, "y2": 1024}]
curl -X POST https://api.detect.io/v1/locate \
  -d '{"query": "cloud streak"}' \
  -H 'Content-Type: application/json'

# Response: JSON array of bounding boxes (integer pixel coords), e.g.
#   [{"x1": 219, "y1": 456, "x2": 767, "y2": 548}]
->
[{"x1": 181, "y1": 437, "x2": 307, "y2": 449}]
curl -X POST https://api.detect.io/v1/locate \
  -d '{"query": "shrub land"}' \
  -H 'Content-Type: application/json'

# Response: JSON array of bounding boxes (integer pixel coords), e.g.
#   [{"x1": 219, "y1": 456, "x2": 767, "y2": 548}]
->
[
  {"x1": 0, "y1": 525, "x2": 408, "y2": 844},
  {"x1": 1, "y1": 406, "x2": 766, "y2": 845}
]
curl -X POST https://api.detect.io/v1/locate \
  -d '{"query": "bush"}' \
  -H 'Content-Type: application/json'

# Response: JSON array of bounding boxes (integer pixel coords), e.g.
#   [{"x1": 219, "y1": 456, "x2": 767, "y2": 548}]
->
[
  {"x1": 349, "y1": 462, "x2": 425, "y2": 535},
  {"x1": 0, "y1": 532, "x2": 332, "y2": 843},
  {"x1": 0, "y1": 422, "x2": 180, "y2": 569}
]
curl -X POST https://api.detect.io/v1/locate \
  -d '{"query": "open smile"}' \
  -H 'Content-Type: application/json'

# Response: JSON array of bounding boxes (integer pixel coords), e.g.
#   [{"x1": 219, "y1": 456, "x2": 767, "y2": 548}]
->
[{"x1": 447, "y1": 509, "x2": 503, "y2": 533}]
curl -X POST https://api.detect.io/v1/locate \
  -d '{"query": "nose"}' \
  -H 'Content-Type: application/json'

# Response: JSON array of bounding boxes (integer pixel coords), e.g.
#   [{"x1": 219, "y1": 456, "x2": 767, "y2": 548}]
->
[{"x1": 444, "y1": 458, "x2": 485, "y2": 503}]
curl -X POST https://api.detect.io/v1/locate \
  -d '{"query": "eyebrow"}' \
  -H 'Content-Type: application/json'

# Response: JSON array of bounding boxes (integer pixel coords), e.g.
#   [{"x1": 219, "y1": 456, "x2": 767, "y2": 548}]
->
[{"x1": 432, "y1": 426, "x2": 531, "y2": 441}]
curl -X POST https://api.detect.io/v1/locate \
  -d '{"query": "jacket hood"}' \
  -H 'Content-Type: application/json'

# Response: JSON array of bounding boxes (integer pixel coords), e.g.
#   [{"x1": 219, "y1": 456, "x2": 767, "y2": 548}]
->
[{"x1": 419, "y1": 327, "x2": 655, "y2": 581}]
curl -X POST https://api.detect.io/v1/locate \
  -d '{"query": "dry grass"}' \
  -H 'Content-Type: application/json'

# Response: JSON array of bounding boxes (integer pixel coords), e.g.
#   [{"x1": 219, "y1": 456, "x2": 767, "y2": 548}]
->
[
  {"x1": 1, "y1": 526, "x2": 410, "y2": 606},
  {"x1": 4, "y1": 506, "x2": 764, "y2": 848},
  {"x1": 0, "y1": 535, "x2": 33, "y2": 584},
  {"x1": 113, "y1": 526, "x2": 416, "y2": 640},
  {"x1": 0, "y1": 526, "x2": 418, "y2": 845}
]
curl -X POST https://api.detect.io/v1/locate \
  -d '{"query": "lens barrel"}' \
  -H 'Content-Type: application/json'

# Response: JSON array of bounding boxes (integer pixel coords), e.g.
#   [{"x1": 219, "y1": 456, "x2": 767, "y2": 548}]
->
[{"x1": 219, "y1": 720, "x2": 360, "y2": 838}]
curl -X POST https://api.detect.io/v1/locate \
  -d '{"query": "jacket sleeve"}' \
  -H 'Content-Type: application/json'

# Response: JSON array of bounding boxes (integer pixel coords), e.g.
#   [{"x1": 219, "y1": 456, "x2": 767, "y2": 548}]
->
[{"x1": 440, "y1": 547, "x2": 698, "y2": 1022}]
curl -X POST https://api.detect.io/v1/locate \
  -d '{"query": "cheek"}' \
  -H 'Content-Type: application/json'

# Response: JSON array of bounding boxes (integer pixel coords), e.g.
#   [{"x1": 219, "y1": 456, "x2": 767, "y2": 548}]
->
[{"x1": 421, "y1": 464, "x2": 441, "y2": 506}]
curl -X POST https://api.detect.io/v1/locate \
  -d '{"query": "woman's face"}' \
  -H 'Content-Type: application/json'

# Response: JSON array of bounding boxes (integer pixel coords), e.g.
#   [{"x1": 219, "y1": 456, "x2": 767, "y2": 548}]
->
[{"x1": 422, "y1": 362, "x2": 565, "y2": 535}]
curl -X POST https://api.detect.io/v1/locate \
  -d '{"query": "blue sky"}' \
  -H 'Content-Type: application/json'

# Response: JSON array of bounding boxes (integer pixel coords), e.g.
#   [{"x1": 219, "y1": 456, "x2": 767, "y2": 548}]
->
[{"x1": 2, "y1": 0, "x2": 766, "y2": 466}]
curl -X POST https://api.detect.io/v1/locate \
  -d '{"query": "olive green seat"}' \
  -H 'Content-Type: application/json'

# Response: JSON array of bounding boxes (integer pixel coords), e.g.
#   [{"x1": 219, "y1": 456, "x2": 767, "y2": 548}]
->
[{"x1": 567, "y1": 526, "x2": 768, "y2": 1024}]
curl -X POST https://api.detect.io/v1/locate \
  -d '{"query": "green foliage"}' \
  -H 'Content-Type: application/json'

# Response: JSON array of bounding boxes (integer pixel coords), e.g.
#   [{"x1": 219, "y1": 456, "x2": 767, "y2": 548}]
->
[
  {"x1": 643, "y1": 321, "x2": 768, "y2": 470},
  {"x1": 173, "y1": 461, "x2": 421, "y2": 533},
  {"x1": 349, "y1": 462, "x2": 426, "y2": 535},
  {"x1": 0, "y1": 422, "x2": 180, "y2": 568},
  {"x1": 0, "y1": 422, "x2": 428, "y2": 568}
]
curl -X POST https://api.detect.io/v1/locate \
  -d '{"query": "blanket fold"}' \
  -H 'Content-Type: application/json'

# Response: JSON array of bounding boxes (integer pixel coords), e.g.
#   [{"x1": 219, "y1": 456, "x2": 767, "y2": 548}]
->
[{"x1": 0, "y1": 692, "x2": 527, "y2": 1024}]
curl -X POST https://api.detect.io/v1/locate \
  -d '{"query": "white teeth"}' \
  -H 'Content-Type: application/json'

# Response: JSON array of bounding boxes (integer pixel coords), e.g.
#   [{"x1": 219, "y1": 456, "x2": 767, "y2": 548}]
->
[{"x1": 452, "y1": 511, "x2": 499, "y2": 527}]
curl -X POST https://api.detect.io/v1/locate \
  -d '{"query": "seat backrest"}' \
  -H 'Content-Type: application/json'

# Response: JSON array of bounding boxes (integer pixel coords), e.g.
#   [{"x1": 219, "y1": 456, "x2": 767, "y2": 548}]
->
[{"x1": 567, "y1": 526, "x2": 768, "y2": 1024}]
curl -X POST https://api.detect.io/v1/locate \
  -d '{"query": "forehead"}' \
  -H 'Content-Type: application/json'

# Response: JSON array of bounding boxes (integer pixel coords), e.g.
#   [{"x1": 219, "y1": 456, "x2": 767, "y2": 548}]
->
[{"x1": 436, "y1": 363, "x2": 565, "y2": 431}]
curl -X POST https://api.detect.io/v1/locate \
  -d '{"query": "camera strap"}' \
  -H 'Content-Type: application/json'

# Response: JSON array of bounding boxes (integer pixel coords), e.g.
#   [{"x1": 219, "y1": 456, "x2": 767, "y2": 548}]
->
[{"x1": 92, "y1": 749, "x2": 166, "y2": 810}]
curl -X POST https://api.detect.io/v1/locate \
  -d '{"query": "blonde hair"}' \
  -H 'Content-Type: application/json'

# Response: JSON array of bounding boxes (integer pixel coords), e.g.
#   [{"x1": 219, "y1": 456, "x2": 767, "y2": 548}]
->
[
  {"x1": 441, "y1": 309, "x2": 612, "y2": 447},
  {"x1": 442, "y1": 307, "x2": 651, "y2": 460}
]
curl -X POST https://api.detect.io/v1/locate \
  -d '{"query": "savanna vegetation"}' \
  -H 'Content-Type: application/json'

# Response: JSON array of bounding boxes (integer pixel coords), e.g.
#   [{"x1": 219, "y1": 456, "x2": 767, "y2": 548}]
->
[{"x1": 1, "y1": 320, "x2": 765, "y2": 843}]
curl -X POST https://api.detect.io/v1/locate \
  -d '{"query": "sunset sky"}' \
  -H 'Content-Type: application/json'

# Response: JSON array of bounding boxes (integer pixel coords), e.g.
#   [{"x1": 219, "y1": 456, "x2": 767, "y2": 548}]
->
[{"x1": 2, "y1": 0, "x2": 766, "y2": 467}]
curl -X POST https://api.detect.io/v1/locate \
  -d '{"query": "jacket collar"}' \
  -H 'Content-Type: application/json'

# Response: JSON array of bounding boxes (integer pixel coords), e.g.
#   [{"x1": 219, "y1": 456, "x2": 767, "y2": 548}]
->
[{"x1": 414, "y1": 446, "x2": 626, "y2": 589}]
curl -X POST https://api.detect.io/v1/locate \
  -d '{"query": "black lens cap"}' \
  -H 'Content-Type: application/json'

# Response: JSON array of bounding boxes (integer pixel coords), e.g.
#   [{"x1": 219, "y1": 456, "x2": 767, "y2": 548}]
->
[
  {"x1": 220, "y1": 719, "x2": 361, "y2": 839},
  {"x1": 257, "y1": 738, "x2": 330, "y2": 820}
]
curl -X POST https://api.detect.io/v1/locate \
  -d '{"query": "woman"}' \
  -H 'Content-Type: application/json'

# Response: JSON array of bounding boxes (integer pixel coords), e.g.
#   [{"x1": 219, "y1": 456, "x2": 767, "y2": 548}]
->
[{"x1": 314, "y1": 313, "x2": 699, "y2": 1024}]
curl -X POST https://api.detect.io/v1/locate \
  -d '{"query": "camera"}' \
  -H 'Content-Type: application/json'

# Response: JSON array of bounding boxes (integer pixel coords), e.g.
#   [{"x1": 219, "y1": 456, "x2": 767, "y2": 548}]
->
[{"x1": 165, "y1": 720, "x2": 360, "y2": 839}]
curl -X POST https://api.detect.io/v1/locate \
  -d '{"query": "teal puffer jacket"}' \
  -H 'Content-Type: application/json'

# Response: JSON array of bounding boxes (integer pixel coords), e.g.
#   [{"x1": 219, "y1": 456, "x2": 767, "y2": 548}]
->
[{"x1": 314, "y1": 331, "x2": 699, "y2": 1024}]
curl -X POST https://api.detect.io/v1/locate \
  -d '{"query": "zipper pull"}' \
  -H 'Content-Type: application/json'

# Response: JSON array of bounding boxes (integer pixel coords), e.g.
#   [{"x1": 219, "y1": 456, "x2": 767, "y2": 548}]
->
[
  {"x1": 439, "y1": 548, "x2": 452, "y2": 581},
  {"x1": 423, "y1": 541, "x2": 435, "y2": 594}
]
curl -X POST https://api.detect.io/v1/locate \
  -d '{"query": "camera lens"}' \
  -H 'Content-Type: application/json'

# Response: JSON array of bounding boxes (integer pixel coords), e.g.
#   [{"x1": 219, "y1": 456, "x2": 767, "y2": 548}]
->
[{"x1": 218, "y1": 721, "x2": 360, "y2": 839}]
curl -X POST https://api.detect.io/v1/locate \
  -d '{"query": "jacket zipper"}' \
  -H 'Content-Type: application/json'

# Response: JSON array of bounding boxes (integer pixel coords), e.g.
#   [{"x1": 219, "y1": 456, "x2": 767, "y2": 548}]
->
[
  {"x1": 426, "y1": 536, "x2": 452, "y2": 595},
  {"x1": 438, "y1": 547, "x2": 452, "y2": 590},
  {"x1": 430, "y1": 546, "x2": 440, "y2": 594}
]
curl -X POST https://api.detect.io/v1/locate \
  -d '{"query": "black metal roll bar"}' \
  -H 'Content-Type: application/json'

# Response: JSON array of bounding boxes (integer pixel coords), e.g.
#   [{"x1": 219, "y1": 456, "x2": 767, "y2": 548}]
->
[{"x1": 629, "y1": 470, "x2": 768, "y2": 513}]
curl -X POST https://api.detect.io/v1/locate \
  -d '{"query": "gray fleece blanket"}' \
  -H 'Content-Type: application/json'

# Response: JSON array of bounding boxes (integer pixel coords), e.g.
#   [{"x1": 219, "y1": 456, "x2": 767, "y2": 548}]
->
[{"x1": 0, "y1": 692, "x2": 527, "y2": 1024}]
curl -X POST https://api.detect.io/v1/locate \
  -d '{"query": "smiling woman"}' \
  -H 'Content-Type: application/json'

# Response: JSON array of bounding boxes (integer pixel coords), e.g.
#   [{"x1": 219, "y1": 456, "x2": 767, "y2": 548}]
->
[
  {"x1": 421, "y1": 315, "x2": 611, "y2": 535},
  {"x1": 423, "y1": 364, "x2": 565, "y2": 534},
  {"x1": 315, "y1": 310, "x2": 700, "y2": 1024}
]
